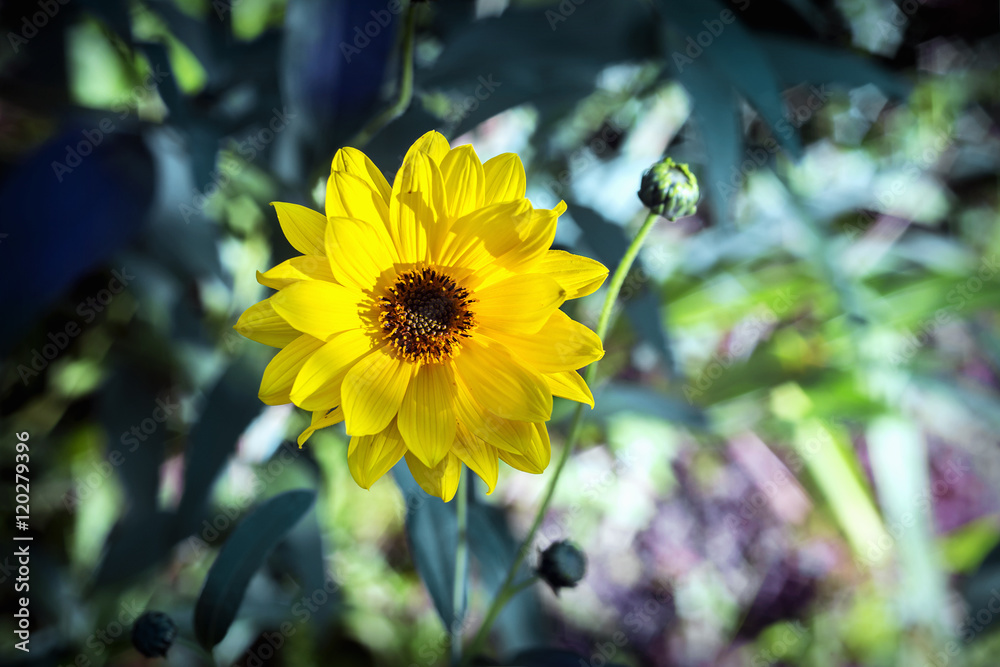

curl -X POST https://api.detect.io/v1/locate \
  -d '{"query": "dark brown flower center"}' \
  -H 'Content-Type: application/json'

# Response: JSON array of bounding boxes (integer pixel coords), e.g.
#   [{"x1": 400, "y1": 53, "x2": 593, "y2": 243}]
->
[{"x1": 378, "y1": 267, "x2": 476, "y2": 363}]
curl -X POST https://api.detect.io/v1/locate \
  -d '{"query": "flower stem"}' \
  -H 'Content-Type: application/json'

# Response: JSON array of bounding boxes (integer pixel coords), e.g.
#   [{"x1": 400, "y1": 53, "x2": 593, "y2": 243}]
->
[
  {"x1": 465, "y1": 575, "x2": 537, "y2": 658},
  {"x1": 451, "y1": 469, "x2": 469, "y2": 666},
  {"x1": 350, "y1": 0, "x2": 419, "y2": 148},
  {"x1": 461, "y1": 211, "x2": 661, "y2": 664},
  {"x1": 591, "y1": 212, "x2": 661, "y2": 354}
]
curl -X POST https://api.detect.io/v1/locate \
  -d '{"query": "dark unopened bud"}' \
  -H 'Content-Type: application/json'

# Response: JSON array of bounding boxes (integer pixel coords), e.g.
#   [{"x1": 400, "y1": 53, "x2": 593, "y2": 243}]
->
[
  {"x1": 536, "y1": 540, "x2": 586, "y2": 593},
  {"x1": 638, "y1": 157, "x2": 699, "y2": 221},
  {"x1": 131, "y1": 610, "x2": 177, "y2": 658}
]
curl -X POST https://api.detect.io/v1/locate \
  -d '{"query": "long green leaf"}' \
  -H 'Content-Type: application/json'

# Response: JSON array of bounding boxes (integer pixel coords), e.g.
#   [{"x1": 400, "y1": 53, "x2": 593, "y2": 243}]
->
[
  {"x1": 392, "y1": 463, "x2": 465, "y2": 629},
  {"x1": 867, "y1": 417, "x2": 949, "y2": 631},
  {"x1": 193, "y1": 489, "x2": 316, "y2": 650},
  {"x1": 177, "y1": 362, "x2": 263, "y2": 538},
  {"x1": 665, "y1": 0, "x2": 802, "y2": 158},
  {"x1": 759, "y1": 36, "x2": 909, "y2": 99}
]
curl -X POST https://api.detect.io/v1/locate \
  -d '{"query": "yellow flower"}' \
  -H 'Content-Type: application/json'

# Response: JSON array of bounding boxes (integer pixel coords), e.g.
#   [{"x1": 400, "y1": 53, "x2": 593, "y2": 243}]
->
[{"x1": 235, "y1": 131, "x2": 607, "y2": 501}]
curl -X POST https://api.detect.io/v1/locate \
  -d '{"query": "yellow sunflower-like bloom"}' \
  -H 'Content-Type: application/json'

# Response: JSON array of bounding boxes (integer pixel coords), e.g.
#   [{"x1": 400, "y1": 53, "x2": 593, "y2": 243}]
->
[{"x1": 235, "y1": 131, "x2": 608, "y2": 501}]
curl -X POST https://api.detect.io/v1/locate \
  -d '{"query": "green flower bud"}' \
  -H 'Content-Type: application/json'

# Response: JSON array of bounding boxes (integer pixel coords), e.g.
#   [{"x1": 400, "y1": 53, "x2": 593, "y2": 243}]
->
[
  {"x1": 638, "y1": 157, "x2": 699, "y2": 221},
  {"x1": 131, "y1": 611, "x2": 177, "y2": 658},
  {"x1": 536, "y1": 540, "x2": 587, "y2": 593}
]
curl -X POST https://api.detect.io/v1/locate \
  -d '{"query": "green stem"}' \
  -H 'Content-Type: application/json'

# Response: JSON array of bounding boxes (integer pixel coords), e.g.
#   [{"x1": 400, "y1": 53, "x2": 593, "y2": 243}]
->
[
  {"x1": 451, "y1": 469, "x2": 469, "y2": 666},
  {"x1": 465, "y1": 575, "x2": 537, "y2": 657},
  {"x1": 591, "y1": 212, "x2": 661, "y2": 358},
  {"x1": 349, "y1": 1, "x2": 419, "y2": 148},
  {"x1": 461, "y1": 211, "x2": 662, "y2": 664}
]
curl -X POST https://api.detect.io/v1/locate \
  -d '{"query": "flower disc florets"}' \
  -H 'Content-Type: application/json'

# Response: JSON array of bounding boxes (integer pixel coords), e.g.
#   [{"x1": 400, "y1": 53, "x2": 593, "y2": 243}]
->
[{"x1": 379, "y1": 267, "x2": 477, "y2": 364}]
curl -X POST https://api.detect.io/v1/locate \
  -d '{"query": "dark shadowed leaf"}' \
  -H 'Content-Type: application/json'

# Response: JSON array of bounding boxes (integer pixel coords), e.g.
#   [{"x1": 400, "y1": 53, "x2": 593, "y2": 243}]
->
[
  {"x1": 675, "y1": 64, "x2": 742, "y2": 216},
  {"x1": 142, "y1": 0, "x2": 222, "y2": 78},
  {"x1": 663, "y1": 0, "x2": 801, "y2": 158},
  {"x1": 97, "y1": 365, "x2": 169, "y2": 515},
  {"x1": 193, "y1": 489, "x2": 316, "y2": 649},
  {"x1": 176, "y1": 361, "x2": 265, "y2": 537},
  {"x1": 78, "y1": 0, "x2": 135, "y2": 46},
  {"x1": 0, "y1": 129, "x2": 154, "y2": 352},
  {"x1": 777, "y1": 0, "x2": 829, "y2": 31},
  {"x1": 468, "y1": 488, "x2": 546, "y2": 655},
  {"x1": 140, "y1": 128, "x2": 224, "y2": 278},
  {"x1": 268, "y1": 505, "x2": 337, "y2": 624},
  {"x1": 93, "y1": 510, "x2": 177, "y2": 587},
  {"x1": 759, "y1": 36, "x2": 909, "y2": 99},
  {"x1": 134, "y1": 42, "x2": 186, "y2": 125},
  {"x1": 278, "y1": 0, "x2": 397, "y2": 180},
  {"x1": 393, "y1": 461, "x2": 466, "y2": 629},
  {"x1": 423, "y1": 1, "x2": 657, "y2": 136}
]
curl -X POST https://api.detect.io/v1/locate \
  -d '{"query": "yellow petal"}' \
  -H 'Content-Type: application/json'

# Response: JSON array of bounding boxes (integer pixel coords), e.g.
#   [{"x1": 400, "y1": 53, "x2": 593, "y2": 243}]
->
[
  {"x1": 257, "y1": 255, "x2": 336, "y2": 290},
  {"x1": 535, "y1": 249, "x2": 609, "y2": 299},
  {"x1": 269, "y1": 280, "x2": 363, "y2": 341},
  {"x1": 440, "y1": 144, "x2": 485, "y2": 220},
  {"x1": 453, "y1": 336, "x2": 552, "y2": 422},
  {"x1": 272, "y1": 202, "x2": 327, "y2": 256},
  {"x1": 453, "y1": 423, "x2": 499, "y2": 494},
  {"x1": 483, "y1": 153, "x2": 526, "y2": 204},
  {"x1": 407, "y1": 130, "x2": 451, "y2": 165},
  {"x1": 331, "y1": 146, "x2": 391, "y2": 202},
  {"x1": 498, "y1": 423, "x2": 550, "y2": 474},
  {"x1": 495, "y1": 201, "x2": 564, "y2": 276},
  {"x1": 388, "y1": 151, "x2": 447, "y2": 263},
  {"x1": 325, "y1": 216, "x2": 397, "y2": 291},
  {"x1": 234, "y1": 298, "x2": 300, "y2": 348},
  {"x1": 297, "y1": 406, "x2": 345, "y2": 447},
  {"x1": 453, "y1": 372, "x2": 533, "y2": 454},
  {"x1": 482, "y1": 310, "x2": 603, "y2": 373},
  {"x1": 397, "y1": 362, "x2": 457, "y2": 467},
  {"x1": 326, "y1": 171, "x2": 390, "y2": 227},
  {"x1": 437, "y1": 200, "x2": 531, "y2": 272},
  {"x1": 544, "y1": 370, "x2": 594, "y2": 408},
  {"x1": 290, "y1": 329, "x2": 373, "y2": 410},
  {"x1": 474, "y1": 274, "x2": 566, "y2": 334},
  {"x1": 348, "y1": 420, "x2": 408, "y2": 489},
  {"x1": 405, "y1": 451, "x2": 462, "y2": 502},
  {"x1": 259, "y1": 334, "x2": 325, "y2": 405},
  {"x1": 342, "y1": 346, "x2": 413, "y2": 435}
]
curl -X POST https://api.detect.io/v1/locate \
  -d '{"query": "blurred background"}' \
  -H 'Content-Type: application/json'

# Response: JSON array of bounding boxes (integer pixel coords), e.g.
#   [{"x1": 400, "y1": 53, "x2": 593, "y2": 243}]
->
[{"x1": 1, "y1": 0, "x2": 999, "y2": 665}]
